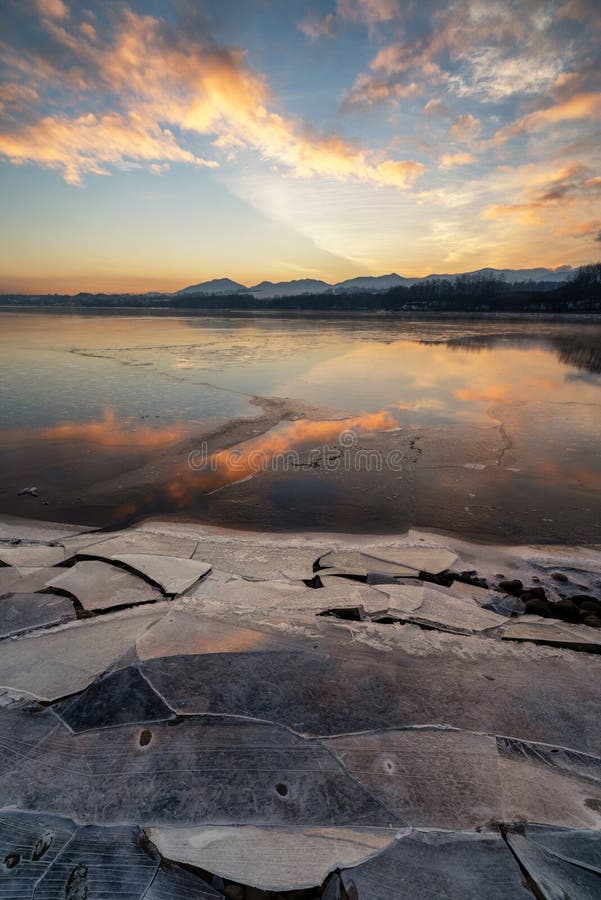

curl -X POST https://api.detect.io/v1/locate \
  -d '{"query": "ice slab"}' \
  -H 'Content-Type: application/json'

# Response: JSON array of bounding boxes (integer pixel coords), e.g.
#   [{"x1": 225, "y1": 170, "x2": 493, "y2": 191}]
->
[
  {"x1": 0, "y1": 544, "x2": 65, "y2": 567},
  {"x1": 76, "y1": 530, "x2": 198, "y2": 560},
  {"x1": 519, "y1": 825, "x2": 601, "y2": 874},
  {"x1": 187, "y1": 578, "x2": 310, "y2": 612},
  {"x1": 192, "y1": 540, "x2": 326, "y2": 581},
  {"x1": 32, "y1": 824, "x2": 159, "y2": 899},
  {"x1": 372, "y1": 583, "x2": 424, "y2": 615},
  {"x1": 498, "y1": 737, "x2": 601, "y2": 828},
  {"x1": 140, "y1": 649, "x2": 410, "y2": 733},
  {"x1": 340, "y1": 829, "x2": 532, "y2": 899},
  {"x1": 362, "y1": 547, "x2": 458, "y2": 575},
  {"x1": 139, "y1": 641, "x2": 601, "y2": 751},
  {"x1": 0, "y1": 591, "x2": 75, "y2": 638},
  {"x1": 107, "y1": 554, "x2": 212, "y2": 595},
  {"x1": 0, "y1": 567, "x2": 57, "y2": 596},
  {"x1": 145, "y1": 861, "x2": 222, "y2": 899},
  {"x1": 0, "y1": 515, "x2": 92, "y2": 542},
  {"x1": 404, "y1": 586, "x2": 507, "y2": 633},
  {"x1": 319, "y1": 551, "x2": 417, "y2": 578},
  {"x1": 502, "y1": 617, "x2": 601, "y2": 650},
  {"x1": 58, "y1": 665, "x2": 176, "y2": 732},
  {"x1": 325, "y1": 729, "x2": 502, "y2": 829},
  {"x1": 0, "y1": 809, "x2": 77, "y2": 897},
  {"x1": 148, "y1": 825, "x2": 398, "y2": 892},
  {"x1": 47, "y1": 559, "x2": 160, "y2": 611},
  {"x1": 507, "y1": 830, "x2": 601, "y2": 900},
  {"x1": 0, "y1": 610, "x2": 162, "y2": 701},
  {"x1": 0, "y1": 705, "x2": 60, "y2": 777},
  {"x1": 313, "y1": 579, "x2": 392, "y2": 615},
  {"x1": 0, "y1": 717, "x2": 397, "y2": 826},
  {"x1": 137, "y1": 611, "x2": 291, "y2": 660}
]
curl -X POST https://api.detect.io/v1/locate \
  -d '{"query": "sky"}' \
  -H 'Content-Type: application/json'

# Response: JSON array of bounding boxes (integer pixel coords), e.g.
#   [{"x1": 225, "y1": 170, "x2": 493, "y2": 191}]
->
[{"x1": 0, "y1": 0, "x2": 600, "y2": 293}]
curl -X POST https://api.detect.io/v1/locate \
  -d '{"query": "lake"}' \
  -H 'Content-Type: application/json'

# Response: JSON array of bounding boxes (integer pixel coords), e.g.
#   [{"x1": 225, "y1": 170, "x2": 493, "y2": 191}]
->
[{"x1": 1, "y1": 311, "x2": 600, "y2": 543}]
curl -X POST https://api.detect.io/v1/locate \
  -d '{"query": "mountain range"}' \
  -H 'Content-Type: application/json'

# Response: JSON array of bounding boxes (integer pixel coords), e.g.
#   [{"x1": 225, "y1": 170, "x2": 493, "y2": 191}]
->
[{"x1": 177, "y1": 267, "x2": 575, "y2": 298}]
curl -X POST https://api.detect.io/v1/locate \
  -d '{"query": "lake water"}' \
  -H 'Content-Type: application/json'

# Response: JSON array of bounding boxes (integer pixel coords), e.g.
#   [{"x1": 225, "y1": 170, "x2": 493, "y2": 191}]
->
[{"x1": 1, "y1": 311, "x2": 600, "y2": 543}]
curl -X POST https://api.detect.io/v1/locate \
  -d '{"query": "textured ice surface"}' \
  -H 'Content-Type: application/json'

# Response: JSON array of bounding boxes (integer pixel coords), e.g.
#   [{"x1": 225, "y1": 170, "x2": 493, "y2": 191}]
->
[
  {"x1": 105, "y1": 553, "x2": 212, "y2": 595},
  {"x1": 2, "y1": 517, "x2": 601, "y2": 896},
  {"x1": 325, "y1": 729, "x2": 502, "y2": 829},
  {"x1": 148, "y1": 826, "x2": 398, "y2": 892},
  {"x1": 192, "y1": 540, "x2": 326, "y2": 580},
  {"x1": 0, "y1": 591, "x2": 75, "y2": 638},
  {"x1": 507, "y1": 829, "x2": 601, "y2": 900},
  {"x1": 340, "y1": 830, "x2": 532, "y2": 899},
  {"x1": 47, "y1": 559, "x2": 160, "y2": 610},
  {"x1": 0, "y1": 610, "x2": 162, "y2": 700}
]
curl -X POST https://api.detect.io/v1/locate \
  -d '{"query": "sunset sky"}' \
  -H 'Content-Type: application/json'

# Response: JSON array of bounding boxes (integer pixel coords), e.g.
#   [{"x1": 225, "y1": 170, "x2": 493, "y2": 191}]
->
[{"x1": 0, "y1": 0, "x2": 600, "y2": 293}]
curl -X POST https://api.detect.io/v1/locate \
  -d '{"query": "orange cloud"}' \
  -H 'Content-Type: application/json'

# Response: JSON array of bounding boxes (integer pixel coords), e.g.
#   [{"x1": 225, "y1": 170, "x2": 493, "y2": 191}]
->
[
  {"x1": 454, "y1": 385, "x2": 512, "y2": 403},
  {"x1": 152, "y1": 408, "x2": 400, "y2": 511},
  {"x1": 0, "y1": 7, "x2": 425, "y2": 191},
  {"x1": 448, "y1": 114, "x2": 481, "y2": 142},
  {"x1": 482, "y1": 161, "x2": 595, "y2": 223},
  {"x1": 4, "y1": 408, "x2": 192, "y2": 448},
  {"x1": 343, "y1": 74, "x2": 421, "y2": 108},
  {"x1": 494, "y1": 93, "x2": 601, "y2": 143},
  {"x1": 440, "y1": 151, "x2": 475, "y2": 168}
]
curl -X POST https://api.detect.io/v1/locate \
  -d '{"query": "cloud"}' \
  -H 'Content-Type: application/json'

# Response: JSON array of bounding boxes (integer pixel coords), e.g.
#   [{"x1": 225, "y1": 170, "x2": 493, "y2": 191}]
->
[
  {"x1": 0, "y1": 111, "x2": 217, "y2": 186},
  {"x1": 494, "y1": 93, "x2": 601, "y2": 143},
  {"x1": 423, "y1": 98, "x2": 451, "y2": 118},
  {"x1": 297, "y1": 12, "x2": 335, "y2": 40},
  {"x1": 448, "y1": 113, "x2": 481, "y2": 142},
  {"x1": 440, "y1": 151, "x2": 475, "y2": 168},
  {"x1": 343, "y1": 73, "x2": 420, "y2": 108},
  {"x1": 337, "y1": 0, "x2": 401, "y2": 26},
  {"x1": 0, "y1": 6, "x2": 426, "y2": 190},
  {"x1": 482, "y1": 162, "x2": 598, "y2": 223},
  {"x1": 37, "y1": 0, "x2": 69, "y2": 20}
]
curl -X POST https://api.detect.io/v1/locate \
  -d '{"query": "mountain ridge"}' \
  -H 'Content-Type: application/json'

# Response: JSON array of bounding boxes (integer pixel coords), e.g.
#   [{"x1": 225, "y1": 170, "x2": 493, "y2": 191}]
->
[{"x1": 177, "y1": 266, "x2": 575, "y2": 297}]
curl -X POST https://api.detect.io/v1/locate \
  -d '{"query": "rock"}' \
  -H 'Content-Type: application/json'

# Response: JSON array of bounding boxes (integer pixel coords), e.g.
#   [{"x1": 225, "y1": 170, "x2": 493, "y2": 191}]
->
[
  {"x1": 17, "y1": 486, "x2": 39, "y2": 497},
  {"x1": 553, "y1": 598, "x2": 581, "y2": 622},
  {"x1": 497, "y1": 579, "x2": 523, "y2": 596},
  {"x1": 521, "y1": 586, "x2": 547, "y2": 602},
  {"x1": 524, "y1": 598, "x2": 553, "y2": 617},
  {"x1": 482, "y1": 595, "x2": 526, "y2": 617},
  {"x1": 552, "y1": 572, "x2": 570, "y2": 582},
  {"x1": 583, "y1": 615, "x2": 601, "y2": 628},
  {"x1": 578, "y1": 599, "x2": 601, "y2": 614}
]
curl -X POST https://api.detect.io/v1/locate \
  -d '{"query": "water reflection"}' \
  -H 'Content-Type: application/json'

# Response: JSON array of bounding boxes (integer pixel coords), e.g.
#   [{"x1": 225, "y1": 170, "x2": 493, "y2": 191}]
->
[{"x1": 1, "y1": 313, "x2": 600, "y2": 539}]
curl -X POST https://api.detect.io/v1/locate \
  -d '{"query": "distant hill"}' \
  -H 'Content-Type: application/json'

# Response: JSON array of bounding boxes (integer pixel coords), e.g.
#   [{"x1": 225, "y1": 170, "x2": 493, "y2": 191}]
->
[
  {"x1": 177, "y1": 267, "x2": 574, "y2": 297},
  {"x1": 177, "y1": 278, "x2": 247, "y2": 295},
  {"x1": 424, "y1": 267, "x2": 574, "y2": 284},
  {"x1": 248, "y1": 278, "x2": 332, "y2": 299},
  {"x1": 333, "y1": 274, "x2": 417, "y2": 292}
]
